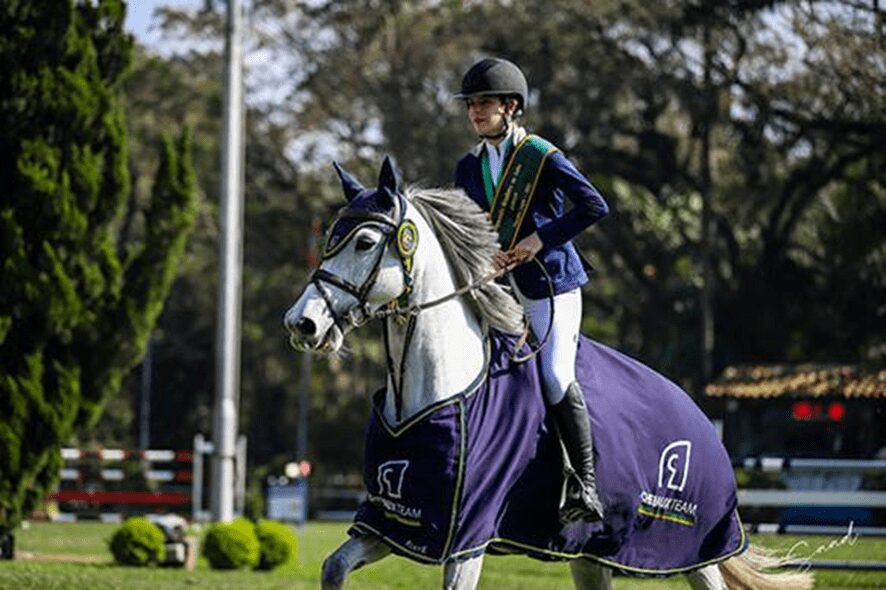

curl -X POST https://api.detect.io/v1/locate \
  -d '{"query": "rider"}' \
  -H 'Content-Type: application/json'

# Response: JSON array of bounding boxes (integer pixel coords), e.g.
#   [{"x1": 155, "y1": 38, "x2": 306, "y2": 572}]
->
[{"x1": 453, "y1": 57, "x2": 609, "y2": 523}]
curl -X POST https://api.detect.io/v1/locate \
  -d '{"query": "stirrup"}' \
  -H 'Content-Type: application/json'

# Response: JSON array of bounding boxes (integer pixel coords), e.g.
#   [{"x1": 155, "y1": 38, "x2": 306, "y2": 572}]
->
[{"x1": 558, "y1": 470, "x2": 604, "y2": 524}]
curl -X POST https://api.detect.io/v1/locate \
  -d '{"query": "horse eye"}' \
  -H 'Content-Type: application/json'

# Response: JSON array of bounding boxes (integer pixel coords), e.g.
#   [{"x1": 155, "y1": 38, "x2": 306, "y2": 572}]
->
[{"x1": 355, "y1": 236, "x2": 377, "y2": 252}]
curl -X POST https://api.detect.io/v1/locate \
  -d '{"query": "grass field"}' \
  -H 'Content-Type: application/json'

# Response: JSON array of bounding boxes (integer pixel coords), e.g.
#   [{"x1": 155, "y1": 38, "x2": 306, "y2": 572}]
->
[{"x1": 0, "y1": 521, "x2": 884, "y2": 589}]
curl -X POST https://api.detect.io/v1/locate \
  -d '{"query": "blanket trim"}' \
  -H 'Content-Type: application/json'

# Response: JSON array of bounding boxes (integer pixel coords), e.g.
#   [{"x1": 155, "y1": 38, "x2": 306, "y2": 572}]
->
[
  {"x1": 352, "y1": 509, "x2": 748, "y2": 576},
  {"x1": 353, "y1": 399, "x2": 467, "y2": 563},
  {"x1": 355, "y1": 337, "x2": 491, "y2": 561},
  {"x1": 441, "y1": 402, "x2": 468, "y2": 558},
  {"x1": 371, "y1": 336, "x2": 491, "y2": 438}
]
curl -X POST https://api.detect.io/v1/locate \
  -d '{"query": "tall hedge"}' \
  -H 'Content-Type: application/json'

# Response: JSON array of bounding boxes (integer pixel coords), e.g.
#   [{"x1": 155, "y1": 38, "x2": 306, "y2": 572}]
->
[{"x1": 0, "y1": 0, "x2": 197, "y2": 537}]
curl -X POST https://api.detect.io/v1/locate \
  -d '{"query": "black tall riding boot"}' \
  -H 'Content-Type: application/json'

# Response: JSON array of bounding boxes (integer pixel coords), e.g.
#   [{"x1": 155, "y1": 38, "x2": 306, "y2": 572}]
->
[{"x1": 550, "y1": 382, "x2": 604, "y2": 523}]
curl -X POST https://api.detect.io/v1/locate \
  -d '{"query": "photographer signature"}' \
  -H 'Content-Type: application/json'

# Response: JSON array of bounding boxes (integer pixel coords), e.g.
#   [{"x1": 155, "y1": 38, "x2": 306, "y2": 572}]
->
[{"x1": 784, "y1": 521, "x2": 859, "y2": 572}]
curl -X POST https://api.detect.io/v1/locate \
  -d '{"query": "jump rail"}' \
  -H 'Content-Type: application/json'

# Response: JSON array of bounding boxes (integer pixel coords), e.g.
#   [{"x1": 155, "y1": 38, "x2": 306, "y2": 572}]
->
[
  {"x1": 734, "y1": 457, "x2": 886, "y2": 472},
  {"x1": 46, "y1": 434, "x2": 246, "y2": 522},
  {"x1": 735, "y1": 455, "x2": 886, "y2": 543}
]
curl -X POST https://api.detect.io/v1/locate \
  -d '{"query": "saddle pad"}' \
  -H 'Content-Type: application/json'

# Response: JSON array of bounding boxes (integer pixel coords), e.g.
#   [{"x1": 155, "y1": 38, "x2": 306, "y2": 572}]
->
[{"x1": 351, "y1": 333, "x2": 746, "y2": 576}]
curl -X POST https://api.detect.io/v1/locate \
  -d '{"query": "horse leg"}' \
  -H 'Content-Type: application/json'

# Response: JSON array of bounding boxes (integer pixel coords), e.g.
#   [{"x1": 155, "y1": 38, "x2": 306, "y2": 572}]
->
[
  {"x1": 686, "y1": 564, "x2": 726, "y2": 590},
  {"x1": 442, "y1": 553, "x2": 485, "y2": 590},
  {"x1": 569, "y1": 558, "x2": 612, "y2": 590},
  {"x1": 321, "y1": 533, "x2": 391, "y2": 590}
]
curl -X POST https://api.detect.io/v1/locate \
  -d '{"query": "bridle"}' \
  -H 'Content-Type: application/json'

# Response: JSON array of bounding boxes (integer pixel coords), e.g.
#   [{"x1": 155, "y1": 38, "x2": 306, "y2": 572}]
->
[
  {"x1": 306, "y1": 194, "x2": 425, "y2": 422},
  {"x1": 308, "y1": 192, "x2": 418, "y2": 334},
  {"x1": 304, "y1": 193, "x2": 554, "y2": 422}
]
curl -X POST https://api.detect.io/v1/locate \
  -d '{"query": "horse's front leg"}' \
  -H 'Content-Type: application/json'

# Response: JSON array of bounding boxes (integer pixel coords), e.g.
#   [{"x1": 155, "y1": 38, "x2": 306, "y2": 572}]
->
[
  {"x1": 321, "y1": 533, "x2": 392, "y2": 590},
  {"x1": 569, "y1": 558, "x2": 612, "y2": 590},
  {"x1": 443, "y1": 553, "x2": 485, "y2": 590}
]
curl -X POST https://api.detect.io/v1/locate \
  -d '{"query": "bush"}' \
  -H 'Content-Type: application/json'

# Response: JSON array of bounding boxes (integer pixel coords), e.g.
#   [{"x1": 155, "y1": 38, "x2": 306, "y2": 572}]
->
[
  {"x1": 202, "y1": 518, "x2": 260, "y2": 569},
  {"x1": 109, "y1": 517, "x2": 166, "y2": 566},
  {"x1": 255, "y1": 520, "x2": 297, "y2": 570}
]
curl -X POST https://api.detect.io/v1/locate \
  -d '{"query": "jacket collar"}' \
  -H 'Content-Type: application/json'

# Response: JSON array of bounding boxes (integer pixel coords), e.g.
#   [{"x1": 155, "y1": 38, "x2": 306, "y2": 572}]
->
[{"x1": 468, "y1": 126, "x2": 527, "y2": 158}]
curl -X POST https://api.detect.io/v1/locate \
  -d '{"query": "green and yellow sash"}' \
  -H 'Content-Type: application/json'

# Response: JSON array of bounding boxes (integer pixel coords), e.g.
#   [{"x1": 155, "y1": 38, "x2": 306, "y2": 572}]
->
[{"x1": 482, "y1": 134, "x2": 559, "y2": 249}]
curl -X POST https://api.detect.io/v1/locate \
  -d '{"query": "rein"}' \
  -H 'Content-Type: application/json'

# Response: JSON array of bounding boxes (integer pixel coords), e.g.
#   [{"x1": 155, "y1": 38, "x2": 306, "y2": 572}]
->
[
  {"x1": 372, "y1": 259, "x2": 554, "y2": 357},
  {"x1": 375, "y1": 257, "x2": 555, "y2": 423},
  {"x1": 371, "y1": 264, "x2": 513, "y2": 321}
]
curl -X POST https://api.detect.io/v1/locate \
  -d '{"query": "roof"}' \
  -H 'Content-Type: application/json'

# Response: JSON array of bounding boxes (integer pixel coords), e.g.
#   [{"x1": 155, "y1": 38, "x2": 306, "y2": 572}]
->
[{"x1": 704, "y1": 365, "x2": 886, "y2": 399}]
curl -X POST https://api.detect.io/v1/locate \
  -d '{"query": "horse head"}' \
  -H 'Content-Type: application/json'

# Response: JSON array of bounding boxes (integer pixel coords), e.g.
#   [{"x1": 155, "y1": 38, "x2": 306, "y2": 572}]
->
[{"x1": 284, "y1": 157, "x2": 418, "y2": 353}]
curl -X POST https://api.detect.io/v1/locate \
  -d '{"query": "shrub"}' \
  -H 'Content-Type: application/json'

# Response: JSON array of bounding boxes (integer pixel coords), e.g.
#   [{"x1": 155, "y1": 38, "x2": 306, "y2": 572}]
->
[
  {"x1": 109, "y1": 517, "x2": 166, "y2": 566},
  {"x1": 202, "y1": 517, "x2": 260, "y2": 569},
  {"x1": 255, "y1": 520, "x2": 297, "y2": 570}
]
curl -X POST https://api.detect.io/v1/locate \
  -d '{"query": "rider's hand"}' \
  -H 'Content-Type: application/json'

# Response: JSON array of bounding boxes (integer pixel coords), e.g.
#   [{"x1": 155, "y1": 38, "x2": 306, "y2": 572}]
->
[
  {"x1": 493, "y1": 233, "x2": 543, "y2": 270},
  {"x1": 513, "y1": 232, "x2": 543, "y2": 257},
  {"x1": 493, "y1": 250, "x2": 511, "y2": 270},
  {"x1": 506, "y1": 233, "x2": 543, "y2": 266}
]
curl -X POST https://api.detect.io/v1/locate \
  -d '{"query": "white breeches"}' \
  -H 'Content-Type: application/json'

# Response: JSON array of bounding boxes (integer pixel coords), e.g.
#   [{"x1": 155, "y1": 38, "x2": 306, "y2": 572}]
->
[{"x1": 513, "y1": 283, "x2": 582, "y2": 405}]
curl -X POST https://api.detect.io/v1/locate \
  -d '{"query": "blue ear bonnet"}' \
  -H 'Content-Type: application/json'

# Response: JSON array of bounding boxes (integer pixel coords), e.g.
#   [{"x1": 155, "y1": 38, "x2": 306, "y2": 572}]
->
[
  {"x1": 323, "y1": 188, "x2": 405, "y2": 258},
  {"x1": 323, "y1": 157, "x2": 405, "y2": 258}
]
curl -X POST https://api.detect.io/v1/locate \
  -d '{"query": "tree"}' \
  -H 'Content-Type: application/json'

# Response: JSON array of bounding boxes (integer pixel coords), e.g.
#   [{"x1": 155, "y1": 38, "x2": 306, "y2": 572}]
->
[
  {"x1": 74, "y1": 45, "x2": 224, "y2": 450},
  {"x1": 0, "y1": 0, "x2": 196, "y2": 544}
]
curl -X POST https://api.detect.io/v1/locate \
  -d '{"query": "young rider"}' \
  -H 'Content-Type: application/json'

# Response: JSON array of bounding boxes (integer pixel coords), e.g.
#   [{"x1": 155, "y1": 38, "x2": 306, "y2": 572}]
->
[{"x1": 453, "y1": 57, "x2": 609, "y2": 523}]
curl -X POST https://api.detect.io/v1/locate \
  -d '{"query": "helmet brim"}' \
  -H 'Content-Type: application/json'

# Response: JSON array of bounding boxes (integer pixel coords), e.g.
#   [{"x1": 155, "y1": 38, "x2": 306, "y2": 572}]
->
[{"x1": 453, "y1": 90, "x2": 518, "y2": 100}]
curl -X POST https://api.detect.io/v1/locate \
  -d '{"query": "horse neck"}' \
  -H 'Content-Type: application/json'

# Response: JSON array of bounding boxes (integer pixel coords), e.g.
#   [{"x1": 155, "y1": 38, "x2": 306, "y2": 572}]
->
[{"x1": 383, "y1": 227, "x2": 486, "y2": 425}]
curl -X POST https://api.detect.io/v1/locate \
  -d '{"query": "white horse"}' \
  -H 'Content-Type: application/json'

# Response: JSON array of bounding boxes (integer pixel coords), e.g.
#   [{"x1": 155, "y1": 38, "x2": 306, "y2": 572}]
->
[{"x1": 284, "y1": 158, "x2": 813, "y2": 590}]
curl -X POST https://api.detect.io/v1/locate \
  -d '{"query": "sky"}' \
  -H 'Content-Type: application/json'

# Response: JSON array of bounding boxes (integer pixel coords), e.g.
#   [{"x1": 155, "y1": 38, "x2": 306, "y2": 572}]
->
[
  {"x1": 124, "y1": 1, "x2": 162, "y2": 44},
  {"x1": 125, "y1": 0, "x2": 201, "y2": 47},
  {"x1": 122, "y1": 1, "x2": 318, "y2": 159}
]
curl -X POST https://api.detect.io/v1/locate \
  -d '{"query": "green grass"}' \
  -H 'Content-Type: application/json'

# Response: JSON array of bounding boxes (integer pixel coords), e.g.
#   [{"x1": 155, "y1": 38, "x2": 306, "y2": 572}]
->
[{"x1": 1, "y1": 521, "x2": 884, "y2": 589}]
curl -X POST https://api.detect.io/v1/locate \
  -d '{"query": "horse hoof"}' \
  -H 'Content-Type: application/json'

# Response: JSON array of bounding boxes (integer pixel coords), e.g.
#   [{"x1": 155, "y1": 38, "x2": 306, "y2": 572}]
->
[{"x1": 322, "y1": 554, "x2": 348, "y2": 589}]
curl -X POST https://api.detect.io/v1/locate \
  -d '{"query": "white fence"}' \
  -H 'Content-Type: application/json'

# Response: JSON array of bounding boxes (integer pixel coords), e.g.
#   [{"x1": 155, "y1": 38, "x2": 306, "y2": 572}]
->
[{"x1": 736, "y1": 456, "x2": 886, "y2": 537}]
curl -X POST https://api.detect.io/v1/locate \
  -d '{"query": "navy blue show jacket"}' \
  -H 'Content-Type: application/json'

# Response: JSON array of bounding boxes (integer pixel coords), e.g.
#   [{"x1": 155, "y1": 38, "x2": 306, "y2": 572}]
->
[{"x1": 454, "y1": 142, "x2": 609, "y2": 299}]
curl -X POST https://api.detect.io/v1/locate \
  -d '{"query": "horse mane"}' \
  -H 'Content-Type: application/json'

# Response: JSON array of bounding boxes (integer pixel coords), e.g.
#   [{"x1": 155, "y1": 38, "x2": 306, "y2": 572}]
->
[{"x1": 406, "y1": 185, "x2": 525, "y2": 335}]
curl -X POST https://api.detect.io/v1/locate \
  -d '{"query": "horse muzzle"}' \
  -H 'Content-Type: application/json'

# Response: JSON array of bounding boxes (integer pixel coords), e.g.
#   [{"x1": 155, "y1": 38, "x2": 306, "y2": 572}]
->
[
  {"x1": 286, "y1": 317, "x2": 343, "y2": 353},
  {"x1": 284, "y1": 295, "x2": 342, "y2": 353}
]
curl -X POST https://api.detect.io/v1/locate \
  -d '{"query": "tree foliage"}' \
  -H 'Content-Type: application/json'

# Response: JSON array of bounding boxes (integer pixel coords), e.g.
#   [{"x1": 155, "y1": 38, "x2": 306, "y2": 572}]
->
[
  {"x1": 88, "y1": 0, "x2": 883, "y2": 480},
  {"x1": 258, "y1": 0, "x2": 884, "y2": 380},
  {"x1": 0, "y1": 0, "x2": 196, "y2": 534}
]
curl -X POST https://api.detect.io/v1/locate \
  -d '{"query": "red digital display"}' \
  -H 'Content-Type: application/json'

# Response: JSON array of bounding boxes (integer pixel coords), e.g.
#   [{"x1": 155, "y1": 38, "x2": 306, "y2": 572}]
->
[
  {"x1": 792, "y1": 401, "x2": 814, "y2": 421},
  {"x1": 827, "y1": 401, "x2": 846, "y2": 422},
  {"x1": 791, "y1": 400, "x2": 847, "y2": 422}
]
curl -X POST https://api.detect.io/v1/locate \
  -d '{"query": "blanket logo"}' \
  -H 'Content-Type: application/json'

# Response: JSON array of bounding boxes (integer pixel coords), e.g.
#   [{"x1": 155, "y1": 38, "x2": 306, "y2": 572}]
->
[
  {"x1": 377, "y1": 460, "x2": 409, "y2": 499},
  {"x1": 370, "y1": 460, "x2": 423, "y2": 529},
  {"x1": 658, "y1": 440, "x2": 691, "y2": 492},
  {"x1": 638, "y1": 440, "x2": 698, "y2": 527}
]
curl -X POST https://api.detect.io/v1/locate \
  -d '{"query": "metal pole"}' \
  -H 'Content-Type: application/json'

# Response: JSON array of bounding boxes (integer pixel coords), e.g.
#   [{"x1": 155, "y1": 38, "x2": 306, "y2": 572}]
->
[
  {"x1": 297, "y1": 349, "x2": 311, "y2": 460},
  {"x1": 192, "y1": 434, "x2": 205, "y2": 521},
  {"x1": 211, "y1": 0, "x2": 244, "y2": 523},
  {"x1": 139, "y1": 337, "x2": 152, "y2": 450},
  {"x1": 297, "y1": 218, "x2": 320, "y2": 460},
  {"x1": 235, "y1": 435, "x2": 247, "y2": 516}
]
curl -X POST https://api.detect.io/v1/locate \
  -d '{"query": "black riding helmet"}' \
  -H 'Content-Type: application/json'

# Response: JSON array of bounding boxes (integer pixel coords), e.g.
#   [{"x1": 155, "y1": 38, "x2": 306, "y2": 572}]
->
[{"x1": 454, "y1": 57, "x2": 528, "y2": 113}]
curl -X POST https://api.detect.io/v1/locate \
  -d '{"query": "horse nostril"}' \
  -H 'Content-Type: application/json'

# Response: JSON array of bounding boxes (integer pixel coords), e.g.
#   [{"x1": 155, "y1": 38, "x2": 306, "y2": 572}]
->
[{"x1": 295, "y1": 317, "x2": 317, "y2": 337}]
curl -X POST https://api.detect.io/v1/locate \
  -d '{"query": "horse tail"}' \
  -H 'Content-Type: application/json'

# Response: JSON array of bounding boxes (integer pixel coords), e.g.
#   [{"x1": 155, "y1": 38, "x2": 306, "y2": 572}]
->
[{"x1": 719, "y1": 543, "x2": 813, "y2": 590}]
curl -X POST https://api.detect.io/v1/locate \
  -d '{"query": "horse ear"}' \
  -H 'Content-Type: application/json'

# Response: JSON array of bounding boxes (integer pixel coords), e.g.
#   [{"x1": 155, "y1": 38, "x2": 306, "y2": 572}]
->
[
  {"x1": 377, "y1": 156, "x2": 401, "y2": 194},
  {"x1": 333, "y1": 161, "x2": 364, "y2": 202}
]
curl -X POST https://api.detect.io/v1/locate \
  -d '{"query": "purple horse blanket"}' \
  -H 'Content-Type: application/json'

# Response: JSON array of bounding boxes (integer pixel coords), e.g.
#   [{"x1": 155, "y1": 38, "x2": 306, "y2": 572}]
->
[{"x1": 350, "y1": 333, "x2": 746, "y2": 576}]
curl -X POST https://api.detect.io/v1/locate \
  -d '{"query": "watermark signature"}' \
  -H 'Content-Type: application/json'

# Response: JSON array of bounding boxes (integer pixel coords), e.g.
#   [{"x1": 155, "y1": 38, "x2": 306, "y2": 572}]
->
[{"x1": 783, "y1": 521, "x2": 859, "y2": 572}]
